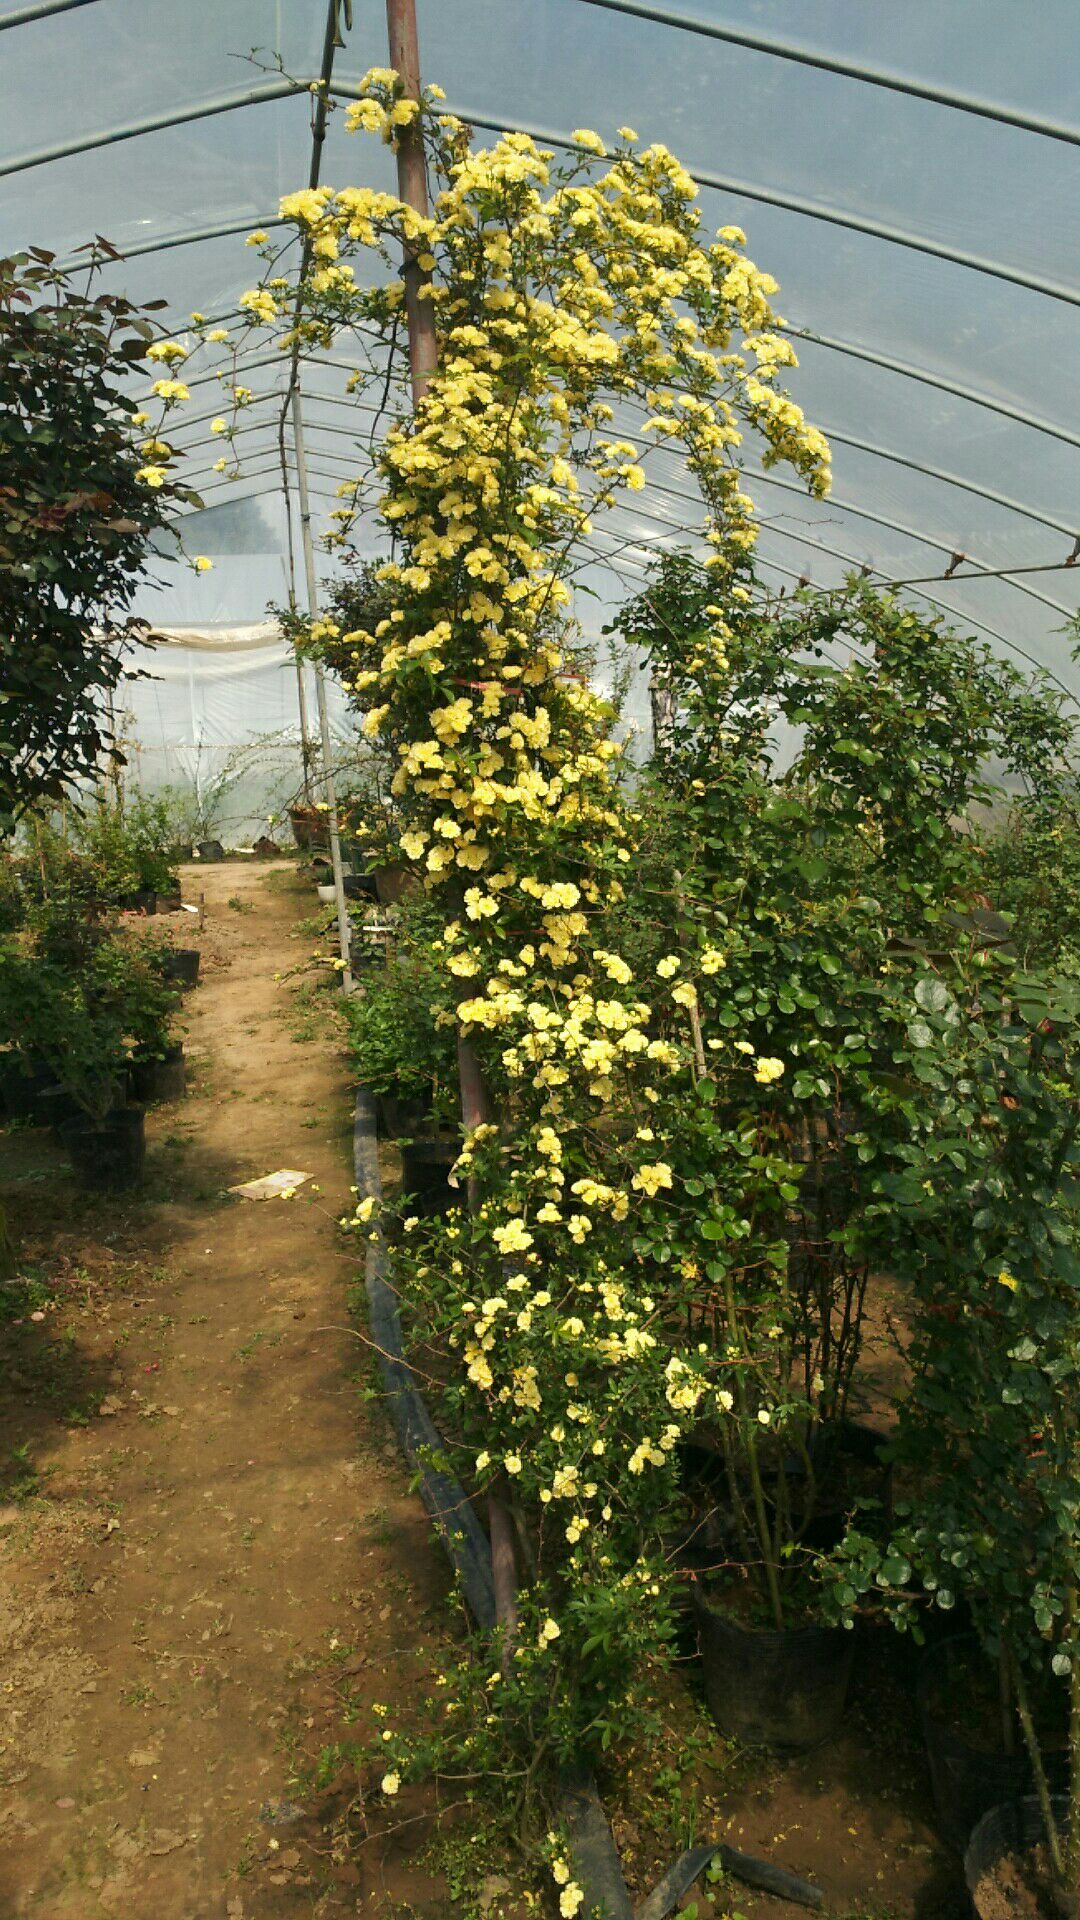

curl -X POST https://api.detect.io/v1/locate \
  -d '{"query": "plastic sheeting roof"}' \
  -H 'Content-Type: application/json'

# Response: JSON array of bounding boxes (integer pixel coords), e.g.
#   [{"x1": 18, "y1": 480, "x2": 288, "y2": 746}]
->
[{"x1": 4, "y1": 0, "x2": 1079, "y2": 694}]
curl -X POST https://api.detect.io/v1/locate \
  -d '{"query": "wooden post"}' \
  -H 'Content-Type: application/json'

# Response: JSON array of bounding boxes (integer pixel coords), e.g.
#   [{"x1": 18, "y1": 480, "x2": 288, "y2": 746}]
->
[
  {"x1": 385, "y1": 0, "x2": 438, "y2": 403},
  {"x1": 386, "y1": 0, "x2": 491, "y2": 1131}
]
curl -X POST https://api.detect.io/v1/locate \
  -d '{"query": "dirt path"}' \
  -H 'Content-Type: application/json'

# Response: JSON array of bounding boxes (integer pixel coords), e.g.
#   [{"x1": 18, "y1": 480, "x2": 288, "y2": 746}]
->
[{"x1": 0, "y1": 863, "x2": 449, "y2": 1918}]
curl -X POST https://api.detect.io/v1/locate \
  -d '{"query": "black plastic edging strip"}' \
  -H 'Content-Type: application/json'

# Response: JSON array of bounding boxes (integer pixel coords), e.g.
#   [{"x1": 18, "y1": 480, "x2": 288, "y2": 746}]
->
[
  {"x1": 353, "y1": 1086, "x2": 496, "y2": 1628},
  {"x1": 351, "y1": 1086, "x2": 820, "y2": 1917}
]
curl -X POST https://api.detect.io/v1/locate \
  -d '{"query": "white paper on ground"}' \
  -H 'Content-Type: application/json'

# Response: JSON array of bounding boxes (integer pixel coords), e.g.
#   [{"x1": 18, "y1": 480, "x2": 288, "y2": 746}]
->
[{"x1": 229, "y1": 1169, "x2": 311, "y2": 1201}]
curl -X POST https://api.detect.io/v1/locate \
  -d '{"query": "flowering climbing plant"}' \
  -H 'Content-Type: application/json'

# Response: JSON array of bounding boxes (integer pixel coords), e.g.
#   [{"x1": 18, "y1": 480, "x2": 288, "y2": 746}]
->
[
  {"x1": 267, "y1": 75, "x2": 831, "y2": 1773},
  {"x1": 135, "y1": 71, "x2": 833, "y2": 1801}
]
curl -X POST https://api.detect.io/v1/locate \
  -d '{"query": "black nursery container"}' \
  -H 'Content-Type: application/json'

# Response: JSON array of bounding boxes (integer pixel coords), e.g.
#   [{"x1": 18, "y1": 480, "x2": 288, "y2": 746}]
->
[
  {"x1": 964, "y1": 1795, "x2": 1067, "y2": 1920},
  {"x1": 694, "y1": 1590, "x2": 856, "y2": 1751},
  {"x1": 60, "y1": 1106, "x2": 145, "y2": 1190},
  {"x1": 158, "y1": 947, "x2": 201, "y2": 989},
  {"x1": 399, "y1": 1137, "x2": 459, "y2": 1217},
  {"x1": 120, "y1": 887, "x2": 157, "y2": 914},
  {"x1": 919, "y1": 1634, "x2": 1068, "y2": 1853},
  {"x1": 129, "y1": 1044, "x2": 186, "y2": 1104},
  {"x1": 376, "y1": 1089, "x2": 433, "y2": 1141}
]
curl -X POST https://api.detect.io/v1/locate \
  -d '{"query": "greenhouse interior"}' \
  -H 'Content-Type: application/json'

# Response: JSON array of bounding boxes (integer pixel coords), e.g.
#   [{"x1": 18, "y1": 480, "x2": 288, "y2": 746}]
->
[{"x1": 2, "y1": 2, "x2": 1080, "y2": 1917}]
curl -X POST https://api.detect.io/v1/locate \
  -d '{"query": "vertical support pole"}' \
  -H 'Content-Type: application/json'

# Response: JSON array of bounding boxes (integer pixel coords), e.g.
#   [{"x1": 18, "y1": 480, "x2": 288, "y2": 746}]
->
[
  {"x1": 291, "y1": 385, "x2": 354, "y2": 992},
  {"x1": 386, "y1": 0, "x2": 491, "y2": 1131},
  {"x1": 295, "y1": 656, "x2": 314, "y2": 804},
  {"x1": 385, "y1": 0, "x2": 438, "y2": 403}
]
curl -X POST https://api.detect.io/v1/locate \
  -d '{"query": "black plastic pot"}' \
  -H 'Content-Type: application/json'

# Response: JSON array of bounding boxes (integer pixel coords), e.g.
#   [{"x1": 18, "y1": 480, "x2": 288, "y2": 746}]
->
[
  {"x1": 170, "y1": 842, "x2": 193, "y2": 862},
  {"x1": 197, "y1": 839, "x2": 225, "y2": 862},
  {"x1": 343, "y1": 872, "x2": 378, "y2": 902},
  {"x1": 694, "y1": 1590, "x2": 856, "y2": 1751},
  {"x1": 120, "y1": 887, "x2": 157, "y2": 914},
  {"x1": 964, "y1": 1795, "x2": 1067, "y2": 1919},
  {"x1": 156, "y1": 890, "x2": 182, "y2": 913},
  {"x1": 399, "y1": 1137, "x2": 459, "y2": 1217},
  {"x1": 919, "y1": 1634, "x2": 1068, "y2": 1854},
  {"x1": 157, "y1": 947, "x2": 201, "y2": 989},
  {"x1": 377, "y1": 1089, "x2": 432, "y2": 1140},
  {"x1": 129, "y1": 1045, "x2": 185, "y2": 1104},
  {"x1": 0, "y1": 1055, "x2": 54, "y2": 1122},
  {"x1": 60, "y1": 1106, "x2": 145, "y2": 1190}
]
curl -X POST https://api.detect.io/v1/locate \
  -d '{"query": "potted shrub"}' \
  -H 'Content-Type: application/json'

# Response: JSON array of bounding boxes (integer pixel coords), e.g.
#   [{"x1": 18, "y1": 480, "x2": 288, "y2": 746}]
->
[
  {"x1": 0, "y1": 953, "x2": 142, "y2": 1186},
  {"x1": 821, "y1": 964, "x2": 1080, "y2": 1901}
]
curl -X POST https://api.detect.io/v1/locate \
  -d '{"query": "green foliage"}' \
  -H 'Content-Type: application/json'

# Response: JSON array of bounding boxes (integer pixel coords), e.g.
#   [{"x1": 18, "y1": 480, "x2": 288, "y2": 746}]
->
[
  {"x1": 984, "y1": 776, "x2": 1080, "y2": 981},
  {"x1": 343, "y1": 895, "x2": 459, "y2": 1111},
  {"x1": 0, "y1": 249, "x2": 196, "y2": 834}
]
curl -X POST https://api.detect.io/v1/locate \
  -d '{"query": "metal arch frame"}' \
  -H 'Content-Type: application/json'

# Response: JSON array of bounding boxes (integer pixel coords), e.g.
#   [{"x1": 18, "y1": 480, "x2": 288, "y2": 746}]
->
[
  {"x1": 169, "y1": 386, "x2": 1080, "y2": 622},
  {"x1": 0, "y1": 79, "x2": 305, "y2": 179},
  {"x1": 0, "y1": 0, "x2": 98, "y2": 28},
  {"x1": 414, "y1": 96, "x2": 1080, "y2": 309},
  {"x1": 574, "y1": 0, "x2": 1080, "y2": 149},
  {"x1": 173, "y1": 363, "x2": 1079, "y2": 544},
  {"x1": 745, "y1": 469, "x2": 1077, "y2": 621},
  {"x1": 84, "y1": 212, "x2": 1080, "y2": 456},
  {"x1": 606, "y1": 391, "x2": 1080, "y2": 542},
  {"x1": 5, "y1": 74, "x2": 1077, "y2": 309},
  {"x1": 579, "y1": 510, "x2": 1079, "y2": 700},
  {"x1": 179, "y1": 459, "x2": 1076, "y2": 698},
  {"x1": 6, "y1": 0, "x2": 1076, "y2": 149},
  {"x1": 788, "y1": 328, "x2": 1080, "y2": 454}
]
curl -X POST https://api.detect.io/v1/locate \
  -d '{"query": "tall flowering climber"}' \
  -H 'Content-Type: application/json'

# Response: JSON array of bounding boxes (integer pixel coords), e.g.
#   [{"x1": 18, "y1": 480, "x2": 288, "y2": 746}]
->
[{"x1": 234, "y1": 74, "x2": 832, "y2": 1760}]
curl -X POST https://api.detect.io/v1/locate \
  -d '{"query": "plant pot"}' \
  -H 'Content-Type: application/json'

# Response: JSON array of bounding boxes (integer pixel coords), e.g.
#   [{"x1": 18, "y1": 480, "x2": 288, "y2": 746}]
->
[
  {"x1": 60, "y1": 1106, "x2": 145, "y2": 1190},
  {"x1": 120, "y1": 888, "x2": 157, "y2": 914},
  {"x1": 288, "y1": 806, "x2": 329, "y2": 851},
  {"x1": 156, "y1": 890, "x2": 182, "y2": 913},
  {"x1": 399, "y1": 1136, "x2": 459, "y2": 1217},
  {"x1": 170, "y1": 842, "x2": 193, "y2": 862},
  {"x1": 129, "y1": 1045, "x2": 185, "y2": 1105},
  {"x1": 376, "y1": 1090, "x2": 432, "y2": 1140},
  {"x1": 964, "y1": 1795, "x2": 1068, "y2": 1920},
  {"x1": 0, "y1": 1054, "x2": 54, "y2": 1122},
  {"x1": 681, "y1": 1417, "x2": 891, "y2": 1561},
  {"x1": 374, "y1": 862, "x2": 417, "y2": 907},
  {"x1": 693, "y1": 1589, "x2": 855, "y2": 1751},
  {"x1": 919, "y1": 1635, "x2": 1068, "y2": 1854},
  {"x1": 38, "y1": 1076, "x2": 128, "y2": 1137},
  {"x1": 317, "y1": 882, "x2": 338, "y2": 905},
  {"x1": 196, "y1": 839, "x2": 225, "y2": 862},
  {"x1": 343, "y1": 872, "x2": 378, "y2": 902},
  {"x1": 157, "y1": 947, "x2": 201, "y2": 989}
]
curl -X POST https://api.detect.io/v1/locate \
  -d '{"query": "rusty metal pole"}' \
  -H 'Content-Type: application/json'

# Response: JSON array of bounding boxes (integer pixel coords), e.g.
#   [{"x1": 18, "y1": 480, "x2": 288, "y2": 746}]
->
[
  {"x1": 385, "y1": 0, "x2": 438, "y2": 403},
  {"x1": 385, "y1": 0, "x2": 492, "y2": 1137}
]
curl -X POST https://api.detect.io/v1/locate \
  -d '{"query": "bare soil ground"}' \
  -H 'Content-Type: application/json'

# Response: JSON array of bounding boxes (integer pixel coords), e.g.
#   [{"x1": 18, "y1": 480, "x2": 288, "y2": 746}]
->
[
  {"x1": 0, "y1": 860, "x2": 970, "y2": 1920},
  {"x1": 0, "y1": 863, "x2": 464, "y2": 1919}
]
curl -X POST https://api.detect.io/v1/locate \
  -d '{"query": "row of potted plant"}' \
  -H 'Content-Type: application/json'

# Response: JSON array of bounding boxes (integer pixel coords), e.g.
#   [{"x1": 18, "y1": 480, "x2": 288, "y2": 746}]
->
[{"x1": 0, "y1": 883, "x2": 202, "y2": 1189}]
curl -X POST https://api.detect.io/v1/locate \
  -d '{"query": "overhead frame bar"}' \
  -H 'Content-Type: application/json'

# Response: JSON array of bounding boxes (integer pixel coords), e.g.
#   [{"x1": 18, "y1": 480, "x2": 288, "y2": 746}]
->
[
  {"x1": 576, "y1": 0, "x2": 1080, "y2": 148},
  {"x1": 417, "y1": 96, "x2": 1080, "y2": 309},
  {"x1": 788, "y1": 328, "x2": 1080, "y2": 454},
  {"x1": 5, "y1": 73, "x2": 1073, "y2": 310},
  {"x1": 86, "y1": 213, "x2": 1080, "y2": 458},
  {"x1": 0, "y1": 0, "x2": 99, "y2": 27},
  {"x1": 0, "y1": 77, "x2": 303, "y2": 179}
]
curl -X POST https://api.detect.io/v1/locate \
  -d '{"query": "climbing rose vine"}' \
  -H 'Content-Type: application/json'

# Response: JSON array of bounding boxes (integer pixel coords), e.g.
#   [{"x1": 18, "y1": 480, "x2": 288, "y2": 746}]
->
[{"x1": 140, "y1": 74, "x2": 832, "y2": 1772}]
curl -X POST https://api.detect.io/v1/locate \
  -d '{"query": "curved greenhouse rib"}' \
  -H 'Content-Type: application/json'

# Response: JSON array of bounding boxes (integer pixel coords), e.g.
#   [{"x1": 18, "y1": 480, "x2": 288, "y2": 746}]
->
[
  {"x1": 0, "y1": 79, "x2": 304, "y2": 179},
  {"x1": 575, "y1": 0, "x2": 1080, "y2": 148},
  {"x1": 750, "y1": 548, "x2": 1076, "y2": 702},
  {"x1": 583, "y1": 513, "x2": 1077, "y2": 699},
  {"x1": 0, "y1": 0, "x2": 100, "y2": 29},
  {"x1": 788, "y1": 328, "x2": 1080, "y2": 453},
  {"x1": 808, "y1": 429, "x2": 1079, "y2": 538},
  {"x1": 748, "y1": 470, "x2": 1077, "y2": 619},
  {"x1": 93, "y1": 230, "x2": 1080, "y2": 452},
  {"x1": 392, "y1": 97, "x2": 1080, "y2": 308}
]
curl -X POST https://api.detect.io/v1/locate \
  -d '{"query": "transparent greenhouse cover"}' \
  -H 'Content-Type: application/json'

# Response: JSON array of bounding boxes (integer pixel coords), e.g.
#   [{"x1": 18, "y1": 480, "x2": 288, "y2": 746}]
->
[{"x1": 3, "y1": 0, "x2": 1079, "y2": 828}]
